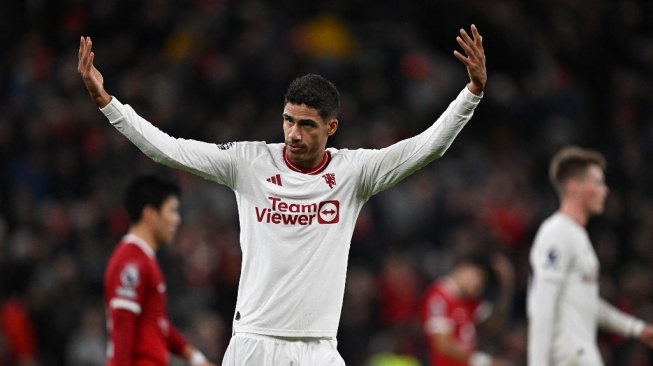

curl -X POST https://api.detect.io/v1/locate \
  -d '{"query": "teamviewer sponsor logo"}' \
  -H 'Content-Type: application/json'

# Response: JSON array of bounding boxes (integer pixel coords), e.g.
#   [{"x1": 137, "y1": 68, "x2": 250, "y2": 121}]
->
[{"x1": 255, "y1": 197, "x2": 340, "y2": 225}]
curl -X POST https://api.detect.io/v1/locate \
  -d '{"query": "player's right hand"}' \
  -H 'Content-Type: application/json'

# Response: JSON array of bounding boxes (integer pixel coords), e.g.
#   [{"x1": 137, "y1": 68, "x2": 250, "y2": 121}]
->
[
  {"x1": 78, "y1": 36, "x2": 111, "y2": 108},
  {"x1": 639, "y1": 323, "x2": 653, "y2": 347}
]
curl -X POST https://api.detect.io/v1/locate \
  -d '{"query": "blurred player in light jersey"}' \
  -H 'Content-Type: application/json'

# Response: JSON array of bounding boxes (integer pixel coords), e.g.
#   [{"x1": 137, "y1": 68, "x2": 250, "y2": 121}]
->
[
  {"x1": 527, "y1": 146, "x2": 653, "y2": 366},
  {"x1": 103, "y1": 175, "x2": 215, "y2": 366},
  {"x1": 420, "y1": 253, "x2": 514, "y2": 366},
  {"x1": 79, "y1": 25, "x2": 487, "y2": 365}
]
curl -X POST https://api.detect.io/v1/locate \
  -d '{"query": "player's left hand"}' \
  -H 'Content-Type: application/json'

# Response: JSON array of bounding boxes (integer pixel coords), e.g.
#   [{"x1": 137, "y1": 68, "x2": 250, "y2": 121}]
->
[
  {"x1": 638, "y1": 324, "x2": 653, "y2": 347},
  {"x1": 454, "y1": 24, "x2": 486, "y2": 96}
]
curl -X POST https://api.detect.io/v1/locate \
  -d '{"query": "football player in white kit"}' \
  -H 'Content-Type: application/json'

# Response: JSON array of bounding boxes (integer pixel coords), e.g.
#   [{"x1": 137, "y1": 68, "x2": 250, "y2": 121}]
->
[
  {"x1": 527, "y1": 146, "x2": 653, "y2": 366},
  {"x1": 78, "y1": 25, "x2": 487, "y2": 365}
]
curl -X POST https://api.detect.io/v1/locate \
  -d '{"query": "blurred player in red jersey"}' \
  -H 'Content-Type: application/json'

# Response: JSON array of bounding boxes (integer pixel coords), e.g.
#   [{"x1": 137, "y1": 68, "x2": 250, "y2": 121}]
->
[
  {"x1": 420, "y1": 253, "x2": 515, "y2": 366},
  {"x1": 103, "y1": 175, "x2": 216, "y2": 366}
]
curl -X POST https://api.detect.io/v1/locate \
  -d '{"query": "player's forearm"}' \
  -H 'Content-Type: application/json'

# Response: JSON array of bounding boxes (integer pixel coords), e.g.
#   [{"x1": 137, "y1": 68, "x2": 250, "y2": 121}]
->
[
  {"x1": 363, "y1": 87, "x2": 482, "y2": 196},
  {"x1": 418, "y1": 86, "x2": 482, "y2": 158},
  {"x1": 168, "y1": 327, "x2": 210, "y2": 366},
  {"x1": 167, "y1": 325, "x2": 190, "y2": 356},
  {"x1": 100, "y1": 97, "x2": 232, "y2": 184},
  {"x1": 467, "y1": 82, "x2": 484, "y2": 97},
  {"x1": 597, "y1": 298, "x2": 645, "y2": 338},
  {"x1": 385, "y1": 86, "x2": 482, "y2": 163},
  {"x1": 92, "y1": 89, "x2": 112, "y2": 108},
  {"x1": 181, "y1": 345, "x2": 210, "y2": 366},
  {"x1": 110, "y1": 309, "x2": 138, "y2": 366}
]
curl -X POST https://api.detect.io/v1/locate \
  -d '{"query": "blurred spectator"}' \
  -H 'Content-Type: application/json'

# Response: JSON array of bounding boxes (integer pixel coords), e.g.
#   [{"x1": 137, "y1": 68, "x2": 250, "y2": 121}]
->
[
  {"x1": 0, "y1": 263, "x2": 38, "y2": 366},
  {"x1": 65, "y1": 305, "x2": 106, "y2": 366}
]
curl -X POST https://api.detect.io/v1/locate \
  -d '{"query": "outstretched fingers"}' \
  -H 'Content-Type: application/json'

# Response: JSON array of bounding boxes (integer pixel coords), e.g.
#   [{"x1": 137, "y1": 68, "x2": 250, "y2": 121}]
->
[
  {"x1": 454, "y1": 26, "x2": 482, "y2": 64},
  {"x1": 470, "y1": 24, "x2": 483, "y2": 49},
  {"x1": 78, "y1": 37, "x2": 85, "y2": 73},
  {"x1": 78, "y1": 37, "x2": 94, "y2": 76},
  {"x1": 79, "y1": 37, "x2": 90, "y2": 72},
  {"x1": 453, "y1": 24, "x2": 487, "y2": 95}
]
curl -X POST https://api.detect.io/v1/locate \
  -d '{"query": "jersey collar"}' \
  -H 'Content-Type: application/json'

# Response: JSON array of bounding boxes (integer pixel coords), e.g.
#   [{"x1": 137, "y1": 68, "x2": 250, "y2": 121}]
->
[
  {"x1": 283, "y1": 148, "x2": 331, "y2": 175},
  {"x1": 443, "y1": 277, "x2": 463, "y2": 297},
  {"x1": 123, "y1": 233, "x2": 156, "y2": 258}
]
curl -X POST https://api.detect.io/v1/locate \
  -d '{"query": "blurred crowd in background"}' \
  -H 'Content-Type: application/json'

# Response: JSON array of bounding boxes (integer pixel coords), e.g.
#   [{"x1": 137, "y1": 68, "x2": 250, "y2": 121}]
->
[{"x1": 2, "y1": 0, "x2": 653, "y2": 365}]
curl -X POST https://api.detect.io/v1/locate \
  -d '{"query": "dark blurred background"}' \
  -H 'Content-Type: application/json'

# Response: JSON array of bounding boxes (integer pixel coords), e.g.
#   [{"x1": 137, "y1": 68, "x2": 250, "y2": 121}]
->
[{"x1": 1, "y1": 0, "x2": 653, "y2": 365}]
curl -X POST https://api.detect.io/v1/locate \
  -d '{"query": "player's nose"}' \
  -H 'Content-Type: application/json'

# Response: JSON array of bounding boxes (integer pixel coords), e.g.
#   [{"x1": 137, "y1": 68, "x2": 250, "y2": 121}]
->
[{"x1": 287, "y1": 126, "x2": 301, "y2": 141}]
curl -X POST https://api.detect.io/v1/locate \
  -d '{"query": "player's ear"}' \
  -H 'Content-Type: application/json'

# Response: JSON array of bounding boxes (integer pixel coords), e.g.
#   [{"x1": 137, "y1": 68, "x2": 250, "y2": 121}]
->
[
  {"x1": 327, "y1": 118, "x2": 338, "y2": 136},
  {"x1": 567, "y1": 178, "x2": 580, "y2": 195},
  {"x1": 141, "y1": 205, "x2": 158, "y2": 223}
]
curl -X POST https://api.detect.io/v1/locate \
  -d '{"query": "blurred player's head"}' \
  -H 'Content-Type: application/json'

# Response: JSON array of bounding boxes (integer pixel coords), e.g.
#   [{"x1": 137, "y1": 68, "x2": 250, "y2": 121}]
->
[
  {"x1": 283, "y1": 74, "x2": 339, "y2": 169},
  {"x1": 124, "y1": 175, "x2": 181, "y2": 246},
  {"x1": 451, "y1": 254, "x2": 495, "y2": 299},
  {"x1": 549, "y1": 146, "x2": 608, "y2": 216}
]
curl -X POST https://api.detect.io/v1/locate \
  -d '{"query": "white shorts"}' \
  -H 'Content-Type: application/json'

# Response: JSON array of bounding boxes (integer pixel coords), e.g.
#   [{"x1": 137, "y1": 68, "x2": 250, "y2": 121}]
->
[{"x1": 221, "y1": 332, "x2": 346, "y2": 366}]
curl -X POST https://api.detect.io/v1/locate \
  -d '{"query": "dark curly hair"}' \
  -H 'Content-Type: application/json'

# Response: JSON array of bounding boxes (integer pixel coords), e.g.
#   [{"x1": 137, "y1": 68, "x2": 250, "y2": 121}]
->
[{"x1": 284, "y1": 74, "x2": 340, "y2": 121}]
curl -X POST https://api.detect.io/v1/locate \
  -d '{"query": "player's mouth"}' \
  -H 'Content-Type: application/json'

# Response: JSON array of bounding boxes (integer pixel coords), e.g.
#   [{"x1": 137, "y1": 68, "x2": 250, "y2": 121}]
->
[{"x1": 286, "y1": 144, "x2": 305, "y2": 153}]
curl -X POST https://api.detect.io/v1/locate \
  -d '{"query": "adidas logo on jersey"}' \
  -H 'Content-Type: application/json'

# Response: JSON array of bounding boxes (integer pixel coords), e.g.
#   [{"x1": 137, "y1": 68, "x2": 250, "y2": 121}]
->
[{"x1": 266, "y1": 174, "x2": 282, "y2": 186}]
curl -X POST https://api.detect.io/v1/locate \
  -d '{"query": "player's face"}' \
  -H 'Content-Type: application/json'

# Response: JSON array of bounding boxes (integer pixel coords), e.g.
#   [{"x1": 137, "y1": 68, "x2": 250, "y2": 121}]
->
[
  {"x1": 283, "y1": 103, "x2": 337, "y2": 169},
  {"x1": 459, "y1": 265, "x2": 487, "y2": 299},
  {"x1": 579, "y1": 165, "x2": 609, "y2": 216},
  {"x1": 153, "y1": 196, "x2": 181, "y2": 245}
]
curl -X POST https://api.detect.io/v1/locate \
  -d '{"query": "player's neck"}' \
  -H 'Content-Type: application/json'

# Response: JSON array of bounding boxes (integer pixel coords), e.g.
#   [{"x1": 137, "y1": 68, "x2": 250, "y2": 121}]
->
[
  {"x1": 559, "y1": 201, "x2": 589, "y2": 227},
  {"x1": 128, "y1": 225, "x2": 160, "y2": 252},
  {"x1": 283, "y1": 148, "x2": 331, "y2": 174}
]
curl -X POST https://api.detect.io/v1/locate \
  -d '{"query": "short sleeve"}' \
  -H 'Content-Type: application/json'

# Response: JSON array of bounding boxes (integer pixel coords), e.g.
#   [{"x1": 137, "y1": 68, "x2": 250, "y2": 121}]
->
[
  {"x1": 107, "y1": 257, "x2": 149, "y2": 315},
  {"x1": 423, "y1": 290, "x2": 454, "y2": 335}
]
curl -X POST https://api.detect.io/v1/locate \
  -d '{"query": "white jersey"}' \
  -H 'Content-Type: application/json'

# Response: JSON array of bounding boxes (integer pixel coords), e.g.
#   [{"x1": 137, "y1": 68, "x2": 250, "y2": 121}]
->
[
  {"x1": 100, "y1": 87, "x2": 482, "y2": 338},
  {"x1": 527, "y1": 212, "x2": 644, "y2": 366}
]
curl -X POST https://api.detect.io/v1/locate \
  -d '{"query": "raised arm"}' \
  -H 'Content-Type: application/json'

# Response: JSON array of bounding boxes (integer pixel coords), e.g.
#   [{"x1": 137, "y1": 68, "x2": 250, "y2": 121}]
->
[
  {"x1": 76, "y1": 36, "x2": 237, "y2": 188},
  {"x1": 453, "y1": 24, "x2": 487, "y2": 96},
  {"x1": 357, "y1": 25, "x2": 486, "y2": 199},
  {"x1": 78, "y1": 36, "x2": 111, "y2": 108}
]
